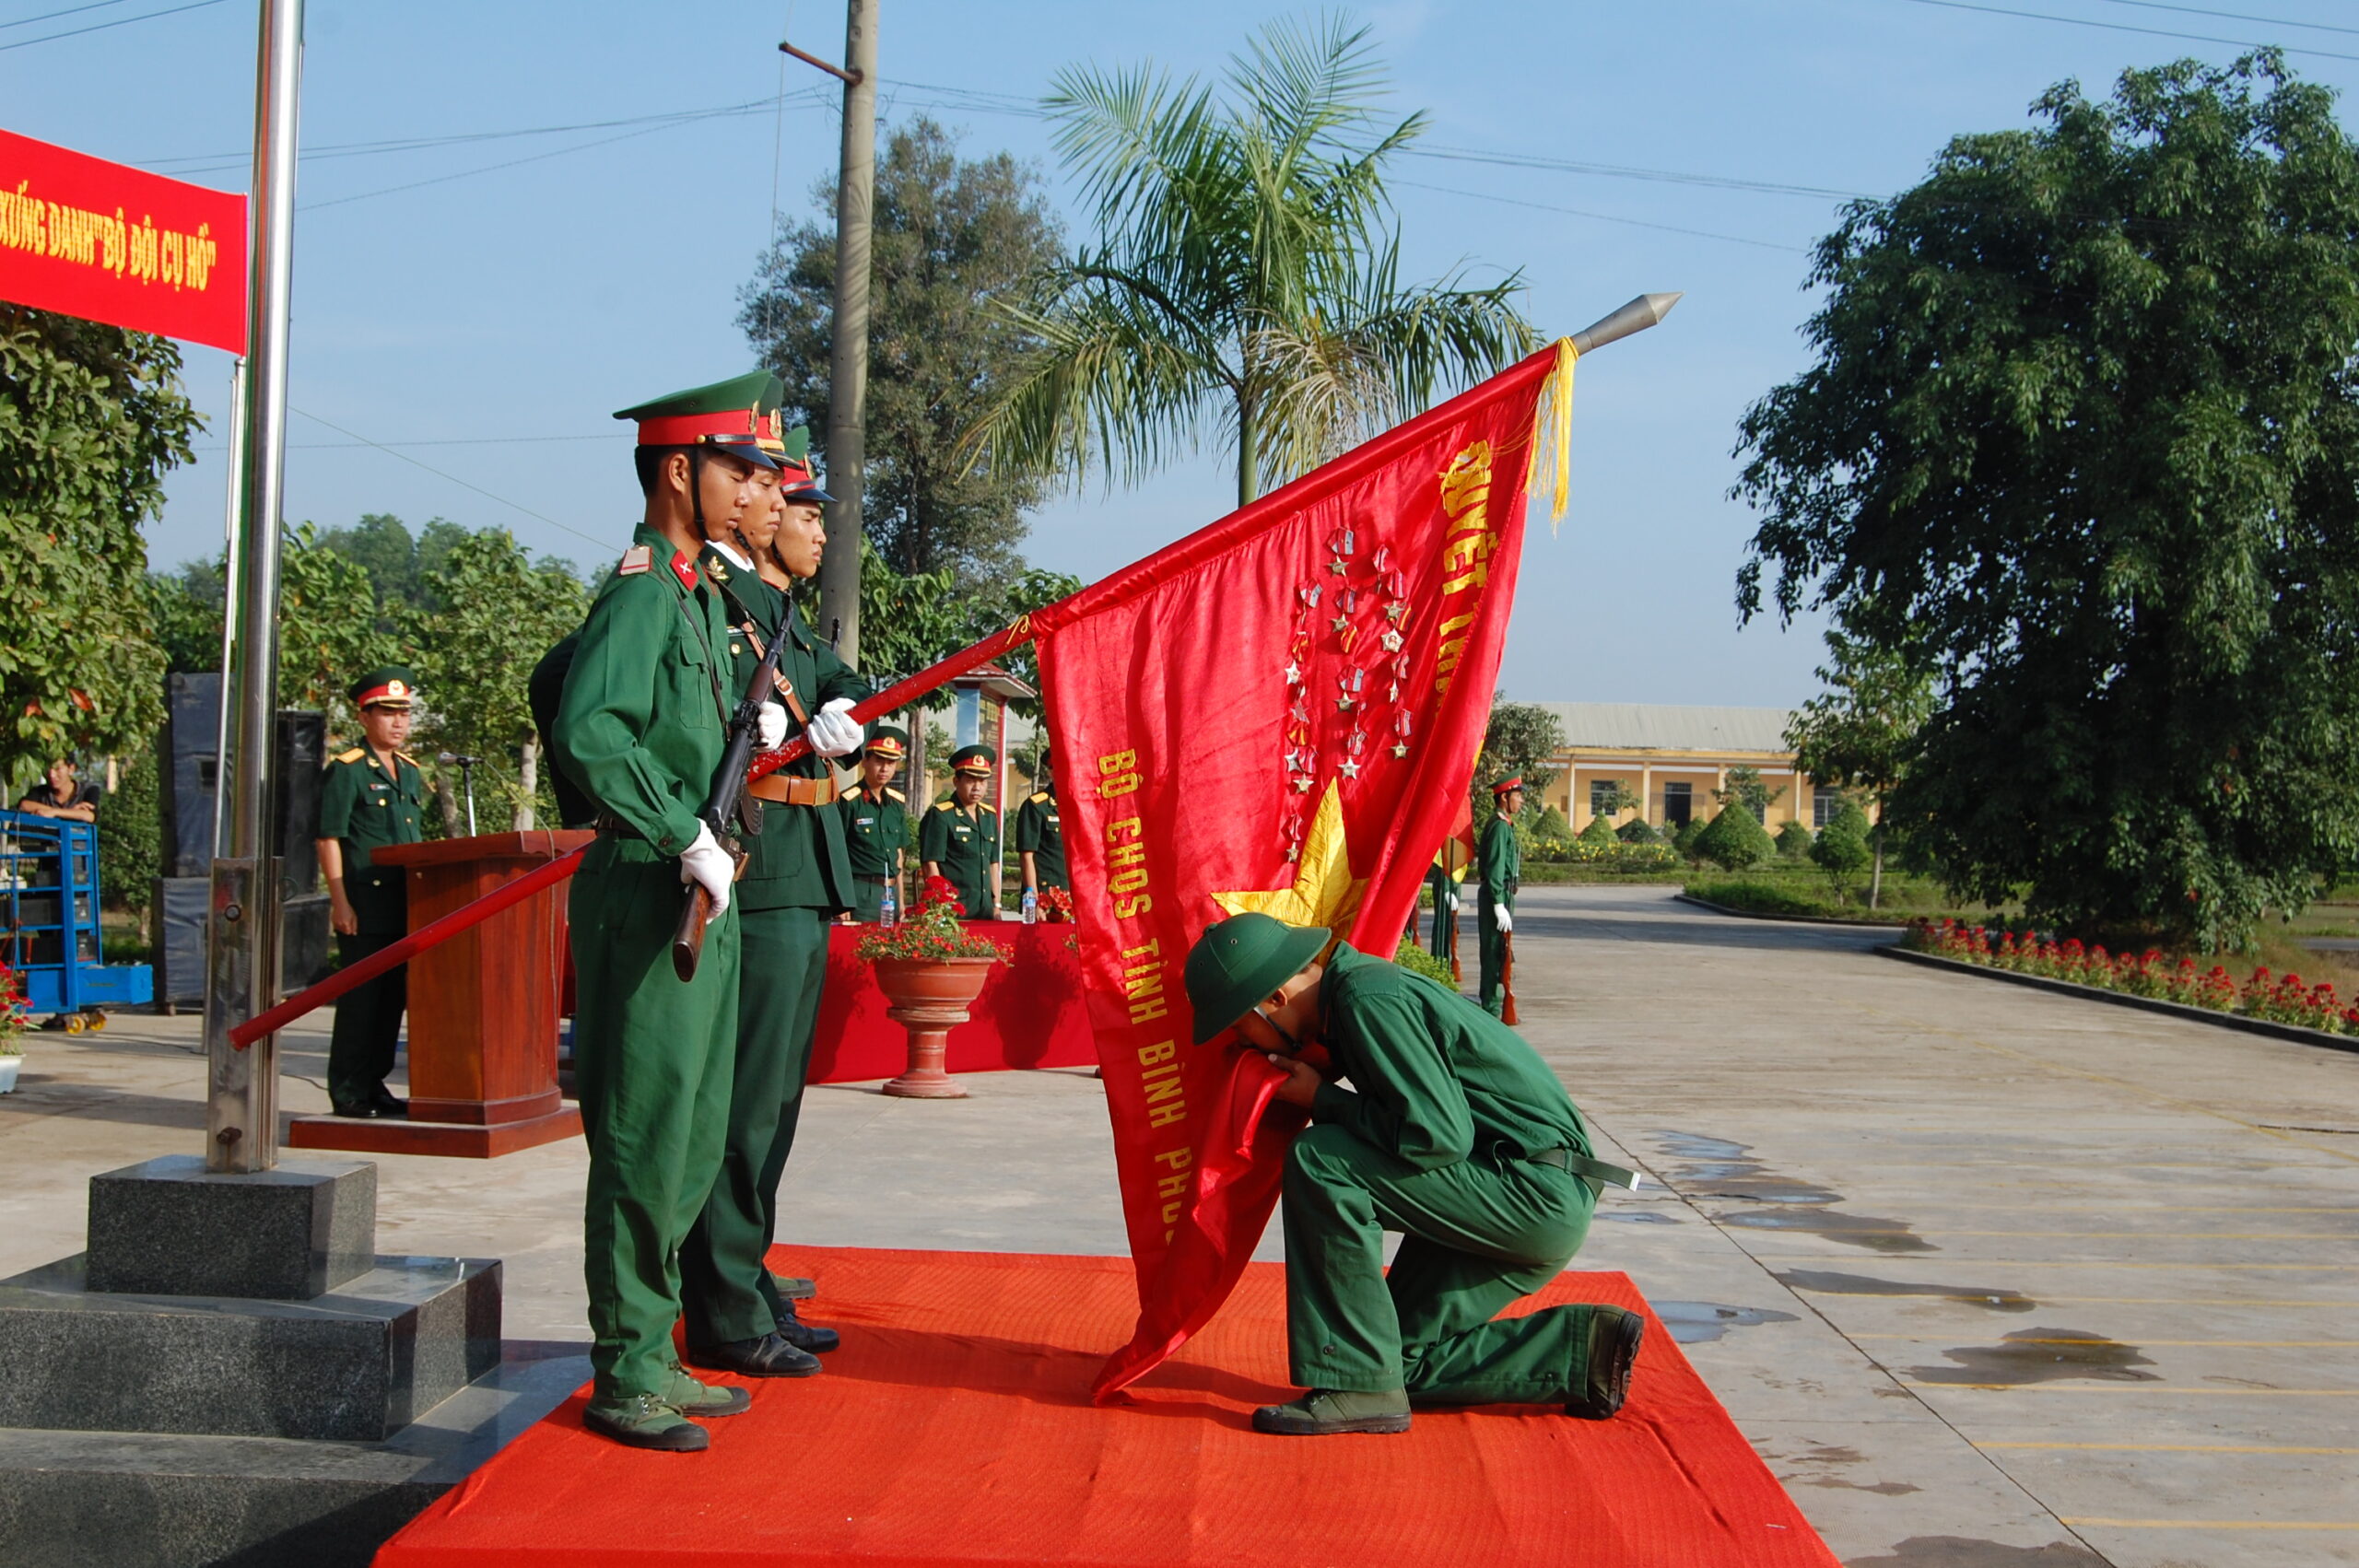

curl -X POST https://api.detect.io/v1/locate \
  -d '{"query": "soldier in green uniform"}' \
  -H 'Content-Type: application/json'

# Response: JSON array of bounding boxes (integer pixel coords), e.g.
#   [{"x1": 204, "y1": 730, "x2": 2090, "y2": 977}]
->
[
  {"x1": 677, "y1": 424, "x2": 867, "y2": 1373},
  {"x1": 313, "y1": 667, "x2": 430, "y2": 1118},
  {"x1": 921, "y1": 744, "x2": 999, "y2": 918},
  {"x1": 1477, "y1": 776, "x2": 1522, "y2": 1017},
  {"x1": 1183, "y1": 912, "x2": 1645, "y2": 1436},
  {"x1": 838, "y1": 727, "x2": 910, "y2": 922},
  {"x1": 551, "y1": 371, "x2": 789, "y2": 1451},
  {"x1": 1014, "y1": 748, "x2": 1065, "y2": 902}
]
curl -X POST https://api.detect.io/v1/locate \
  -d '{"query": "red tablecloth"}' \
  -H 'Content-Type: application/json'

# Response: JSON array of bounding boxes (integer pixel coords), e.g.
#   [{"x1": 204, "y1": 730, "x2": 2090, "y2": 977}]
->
[{"x1": 809, "y1": 919, "x2": 1097, "y2": 1083}]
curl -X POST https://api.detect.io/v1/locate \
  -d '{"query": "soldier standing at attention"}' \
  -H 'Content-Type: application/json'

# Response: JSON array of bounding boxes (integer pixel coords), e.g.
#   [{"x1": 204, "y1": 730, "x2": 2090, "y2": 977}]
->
[
  {"x1": 678, "y1": 419, "x2": 866, "y2": 1375},
  {"x1": 921, "y1": 744, "x2": 1000, "y2": 919},
  {"x1": 313, "y1": 668, "x2": 429, "y2": 1119},
  {"x1": 1182, "y1": 912, "x2": 1645, "y2": 1436},
  {"x1": 553, "y1": 372, "x2": 791, "y2": 1452},
  {"x1": 1477, "y1": 776, "x2": 1522, "y2": 1018},
  {"x1": 838, "y1": 727, "x2": 910, "y2": 922},
  {"x1": 1014, "y1": 748, "x2": 1065, "y2": 903}
]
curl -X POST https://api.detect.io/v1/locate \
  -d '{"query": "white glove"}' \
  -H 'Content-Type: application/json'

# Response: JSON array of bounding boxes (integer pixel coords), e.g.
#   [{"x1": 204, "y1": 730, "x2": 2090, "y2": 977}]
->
[
  {"x1": 1446, "y1": 889, "x2": 1460, "y2": 912},
  {"x1": 805, "y1": 696, "x2": 863, "y2": 758},
  {"x1": 756, "y1": 701, "x2": 788, "y2": 751},
  {"x1": 679, "y1": 821, "x2": 734, "y2": 916},
  {"x1": 1493, "y1": 905, "x2": 1512, "y2": 934}
]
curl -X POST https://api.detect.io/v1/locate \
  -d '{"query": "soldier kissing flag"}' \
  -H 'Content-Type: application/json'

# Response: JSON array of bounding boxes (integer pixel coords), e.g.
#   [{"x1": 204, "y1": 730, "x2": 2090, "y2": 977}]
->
[{"x1": 1024, "y1": 340, "x2": 1579, "y2": 1400}]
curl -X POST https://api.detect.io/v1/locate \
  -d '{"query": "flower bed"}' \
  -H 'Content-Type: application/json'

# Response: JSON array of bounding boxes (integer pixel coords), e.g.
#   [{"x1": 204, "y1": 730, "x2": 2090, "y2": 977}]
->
[{"x1": 1904, "y1": 918, "x2": 2359, "y2": 1036}]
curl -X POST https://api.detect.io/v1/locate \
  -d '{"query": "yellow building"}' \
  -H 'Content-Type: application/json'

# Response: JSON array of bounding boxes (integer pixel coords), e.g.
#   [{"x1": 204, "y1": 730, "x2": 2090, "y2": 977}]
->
[{"x1": 1535, "y1": 703, "x2": 1852, "y2": 833}]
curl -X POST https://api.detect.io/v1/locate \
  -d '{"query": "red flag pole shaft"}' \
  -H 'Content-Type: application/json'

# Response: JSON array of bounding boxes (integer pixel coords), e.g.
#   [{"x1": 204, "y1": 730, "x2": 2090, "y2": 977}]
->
[
  {"x1": 228, "y1": 846, "x2": 588, "y2": 1048},
  {"x1": 230, "y1": 618, "x2": 1044, "y2": 1050}
]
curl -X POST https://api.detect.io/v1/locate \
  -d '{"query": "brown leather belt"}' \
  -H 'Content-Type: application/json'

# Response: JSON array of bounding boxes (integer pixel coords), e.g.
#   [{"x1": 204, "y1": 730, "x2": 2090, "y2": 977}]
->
[{"x1": 747, "y1": 774, "x2": 839, "y2": 807}]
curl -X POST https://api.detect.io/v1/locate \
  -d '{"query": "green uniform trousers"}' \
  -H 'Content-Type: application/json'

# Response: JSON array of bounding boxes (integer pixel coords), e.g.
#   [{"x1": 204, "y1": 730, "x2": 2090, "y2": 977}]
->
[
  {"x1": 679, "y1": 905, "x2": 828, "y2": 1346},
  {"x1": 1284, "y1": 1123, "x2": 1601, "y2": 1403},
  {"x1": 326, "y1": 932, "x2": 405, "y2": 1109},
  {"x1": 569, "y1": 837, "x2": 740, "y2": 1402},
  {"x1": 1478, "y1": 895, "x2": 1509, "y2": 1017},
  {"x1": 846, "y1": 877, "x2": 887, "y2": 923}
]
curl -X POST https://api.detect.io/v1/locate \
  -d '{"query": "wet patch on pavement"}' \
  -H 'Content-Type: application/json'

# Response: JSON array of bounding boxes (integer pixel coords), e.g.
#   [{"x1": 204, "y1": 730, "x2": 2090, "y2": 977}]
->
[
  {"x1": 1592, "y1": 1210, "x2": 1681, "y2": 1224},
  {"x1": 1651, "y1": 1130, "x2": 1843, "y2": 1203},
  {"x1": 1776, "y1": 1269, "x2": 2037, "y2": 1312},
  {"x1": 1721, "y1": 1207, "x2": 1937, "y2": 1254},
  {"x1": 1907, "y1": 1328, "x2": 2156, "y2": 1385},
  {"x1": 1650, "y1": 1131, "x2": 1937, "y2": 1252},
  {"x1": 1650, "y1": 1300, "x2": 1801, "y2": 1344},
  {"x1": 1842, "y1": 1538, "x2": 2109, "y2": 1567}
]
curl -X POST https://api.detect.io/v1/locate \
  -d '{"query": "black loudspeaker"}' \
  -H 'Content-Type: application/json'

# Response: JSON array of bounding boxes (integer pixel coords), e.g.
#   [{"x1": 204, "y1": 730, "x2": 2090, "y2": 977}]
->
[
  {"x1": 157, "y1": 672, "x2": 324, "y2": 897},
  {"x1": 274, "y1": 710, "x2": 324, "y2": 898},
  {"x1": 152, "y1": 876, "x2": 208, "y2": 1010}
]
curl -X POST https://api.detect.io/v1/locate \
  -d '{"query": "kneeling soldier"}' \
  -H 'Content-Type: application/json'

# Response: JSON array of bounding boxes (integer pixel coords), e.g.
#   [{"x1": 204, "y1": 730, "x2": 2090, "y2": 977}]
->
[
  {"x1": 1182, "y1": 912, "x2": 1645, "y2": 1435},
  {"x1": 839, "y1": 727, "x2": 910, "y2": 921}
]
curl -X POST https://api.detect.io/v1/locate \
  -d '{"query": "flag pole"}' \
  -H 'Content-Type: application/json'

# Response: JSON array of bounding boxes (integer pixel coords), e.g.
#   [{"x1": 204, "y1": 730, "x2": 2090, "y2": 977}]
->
[{"x1": 203, "y1": 0, "x2": 304, "y2": 1169}]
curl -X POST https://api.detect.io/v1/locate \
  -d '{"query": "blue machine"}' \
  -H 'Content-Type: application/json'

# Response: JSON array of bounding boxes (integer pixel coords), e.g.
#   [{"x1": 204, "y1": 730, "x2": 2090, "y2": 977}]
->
[{"x1": 1, "y1": 807, "x2": 154, "y2": 1031}]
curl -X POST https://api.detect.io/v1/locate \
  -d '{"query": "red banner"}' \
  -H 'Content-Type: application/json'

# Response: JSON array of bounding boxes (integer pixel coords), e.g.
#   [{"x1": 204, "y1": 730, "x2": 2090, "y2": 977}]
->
[
  {"x1": 0, "y1": 128, "x2": 247, "y2": 353},
  {"x1": 1029, "y1": 343, "x2": 1566, "y2": 1398}
]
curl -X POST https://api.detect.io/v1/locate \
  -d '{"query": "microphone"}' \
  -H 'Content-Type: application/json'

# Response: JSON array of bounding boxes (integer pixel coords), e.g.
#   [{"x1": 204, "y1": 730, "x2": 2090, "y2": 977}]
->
[{"x1": 437, "y1": 752, "x2": 481, "y2": 766}]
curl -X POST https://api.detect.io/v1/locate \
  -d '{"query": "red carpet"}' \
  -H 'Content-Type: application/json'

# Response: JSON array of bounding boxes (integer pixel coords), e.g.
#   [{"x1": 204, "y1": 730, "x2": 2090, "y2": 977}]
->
[{"x1": 376, "y1": 1247, "x2": 1837, "y2": 1568}]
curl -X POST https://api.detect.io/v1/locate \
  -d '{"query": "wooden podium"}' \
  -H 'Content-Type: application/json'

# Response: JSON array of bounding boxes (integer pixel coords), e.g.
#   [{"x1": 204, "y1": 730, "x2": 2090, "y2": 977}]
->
[{"x1": 289, "y1": 830, "x2": 590, "y2": 1158}]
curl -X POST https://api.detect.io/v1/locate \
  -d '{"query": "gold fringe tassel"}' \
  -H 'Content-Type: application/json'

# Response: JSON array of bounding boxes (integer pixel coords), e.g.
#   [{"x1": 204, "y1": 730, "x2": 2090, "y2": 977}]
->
[{"x1": 1530, "y1": 336, "x2": 1578, "y2": 532}]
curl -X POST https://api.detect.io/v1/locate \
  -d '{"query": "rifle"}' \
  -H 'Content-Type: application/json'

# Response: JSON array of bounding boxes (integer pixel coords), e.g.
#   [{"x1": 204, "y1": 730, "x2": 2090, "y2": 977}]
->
[
  {"x1": 1500, "y1": 927, "x2": 1520, "y2": 1025},
  {"x1": 672, "y1": 628, "x2": 789, "y2": 981}
]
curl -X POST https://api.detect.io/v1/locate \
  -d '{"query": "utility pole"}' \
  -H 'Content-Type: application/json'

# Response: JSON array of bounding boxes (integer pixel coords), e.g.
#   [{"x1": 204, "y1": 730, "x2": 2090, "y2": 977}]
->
[
  {"x1": 781, "y1": 0, "x2": 876, "y2": 669},
  {"x1": 204, "y1": 0, "x2": 304, "y2": 1173}
]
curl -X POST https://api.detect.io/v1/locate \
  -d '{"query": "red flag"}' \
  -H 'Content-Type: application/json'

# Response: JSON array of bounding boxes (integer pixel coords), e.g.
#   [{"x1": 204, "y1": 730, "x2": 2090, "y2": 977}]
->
[{"x1": 1027, "y1": 343, "x2": 1570, "y2": 1400}]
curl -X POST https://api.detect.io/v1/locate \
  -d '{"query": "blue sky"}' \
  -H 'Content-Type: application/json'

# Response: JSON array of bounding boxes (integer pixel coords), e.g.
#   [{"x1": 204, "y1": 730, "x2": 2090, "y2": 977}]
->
[{"x1": 8, "y1": 0, "x2": 2356, "y2": 708}]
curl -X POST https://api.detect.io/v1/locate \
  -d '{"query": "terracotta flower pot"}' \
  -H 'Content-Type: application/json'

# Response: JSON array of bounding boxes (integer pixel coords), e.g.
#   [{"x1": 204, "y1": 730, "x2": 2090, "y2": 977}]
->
[{"x1": 873, "y1": 955, "x2": 997, "y2": 1098}]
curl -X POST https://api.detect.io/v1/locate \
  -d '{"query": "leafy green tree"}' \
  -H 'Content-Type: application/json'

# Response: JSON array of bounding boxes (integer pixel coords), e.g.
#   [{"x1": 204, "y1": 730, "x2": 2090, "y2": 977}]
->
[
  {"x1": 406, "y1": 531, "x2": 589, "y2": 831},
  {"x1": 1471, "y1": 696, "x2": 1563, "y2": 837},
  {"x1": 101, "y1": 743, "x2": 161, "y2": 932},
  {"x1": 147, "y1": 558, "x2": 228, "y2": 673},
  {"x1": 0, "y1": 307, "x2": 199, "y2": 783},
  {"x1": 1811, "y1": 815, "x2": 1872, "y2": 898},
  {"x1": 745, "y1": 118, "x2": 1062, "y2": 590},
  {"x1": 1786, "y1": 627, "x2": 1934, "y2": 910},
  {"x1": 1590, "y1": 779, "x2": 1641, "y2": 822},
  {"x1": 1735, "y1": 55, "x2": 2359, "y2": 951},
  {"x1": 1713, "y1": 764, "x2": 1785, "y2": 824},
  {"x1": 1696, "y1": 801, "x2": 1774, "y2": 872},
  {"x1": 974, "y1": 15, "x2": 1533, "y2": 507},
  {"x1": 277, "y1": 524, "x2": 400, "y2": 728}
]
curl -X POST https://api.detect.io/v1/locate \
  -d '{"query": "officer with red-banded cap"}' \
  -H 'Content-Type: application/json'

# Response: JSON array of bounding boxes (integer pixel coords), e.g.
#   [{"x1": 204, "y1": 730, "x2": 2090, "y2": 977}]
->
[
  {"x1": 547, "y1": 371, "x2": 798, "y2": 1451},
  {"x1": 1478, "y1": 775, "x2": 1523, "y2": 1017},
  {"x1": 921, "y1": 744, "x2": 1000, "y2": 918}
]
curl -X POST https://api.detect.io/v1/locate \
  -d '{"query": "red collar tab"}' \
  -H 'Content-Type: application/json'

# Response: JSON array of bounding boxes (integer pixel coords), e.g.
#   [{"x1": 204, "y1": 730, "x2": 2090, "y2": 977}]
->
[{"x1": 670, "y1": 552, "x2": 698, "y2": 590}]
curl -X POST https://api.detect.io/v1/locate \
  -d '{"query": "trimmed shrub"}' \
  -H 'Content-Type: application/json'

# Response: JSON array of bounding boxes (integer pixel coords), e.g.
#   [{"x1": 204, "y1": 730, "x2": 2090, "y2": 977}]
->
[
  {"x1": 1534, "y1": 805, "x2": 1573, "y2": 841},
  {"x1": 1392, "y1": 936, "x2": 1459, "y2": 991},
  {"x1": 1577, "y1": 813, "x2": 1617, "y2": 847},
  {"x1": 1617, "y1": 817, "x2": 1660, "y2": 845},
  {"x1": 1812, "y1": 821, "x2": 1871, "y2": 884},
  {"x1": 1696, "y1": 802, "x2": 1775, "y2": 871},
  {"x1": 1672, "y1": 815, "x2": 1708, "y2": 862},
  {"x1": 1775, "y1": 819, "x2": 1813, "y2": 860}
]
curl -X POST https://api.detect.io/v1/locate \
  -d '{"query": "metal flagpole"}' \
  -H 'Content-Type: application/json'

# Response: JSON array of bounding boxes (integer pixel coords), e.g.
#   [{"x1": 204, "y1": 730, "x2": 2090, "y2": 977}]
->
[
  {"x1": 210, "y1": 357, "x2": 248, "y2": 860},
  {"x1": 204, "y1": 0, "x2": 305, "y2": 1174}
]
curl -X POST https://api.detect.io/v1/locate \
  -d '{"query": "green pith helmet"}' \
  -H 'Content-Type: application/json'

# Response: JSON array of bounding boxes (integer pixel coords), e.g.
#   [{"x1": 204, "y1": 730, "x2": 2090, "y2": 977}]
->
[
  {"x1": 614, "y1": 370, "x2": 784, "y2": 471},
  {"x1": 349, "y1": 666, "x2": 420, "y2": 710},
  {"x1": 1184, "y1": 913, "x2": 1332, "y2": 1045}
]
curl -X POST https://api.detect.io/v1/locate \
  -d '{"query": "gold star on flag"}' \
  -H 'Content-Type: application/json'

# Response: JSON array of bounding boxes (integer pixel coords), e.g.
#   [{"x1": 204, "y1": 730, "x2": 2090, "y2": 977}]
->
[{"x1": 1215, "y1": 780, "x2": 1367, "y2": 934}]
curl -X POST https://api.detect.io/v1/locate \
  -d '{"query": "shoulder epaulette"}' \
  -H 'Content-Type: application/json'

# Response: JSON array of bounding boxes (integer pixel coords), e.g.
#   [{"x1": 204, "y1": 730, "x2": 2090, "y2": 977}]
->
[
  {"x1": 617, "y1": 544, "x2": 652, "y2": 576},
  {"x1": 885, "y1": 787, "x2": 905, "y2": 803},
  {"x1": 334, "y1": 746, "x2": 365, "y2": 765},
  {"x1": 395, "y1": 749, "x2": 421, "y2": 766},
  {"x1": 932, "y1": 800, "x2": 955, "y2": 812},
  {"x1": 1030, "y1": 790, "x2": 1051, "y2": 804}
]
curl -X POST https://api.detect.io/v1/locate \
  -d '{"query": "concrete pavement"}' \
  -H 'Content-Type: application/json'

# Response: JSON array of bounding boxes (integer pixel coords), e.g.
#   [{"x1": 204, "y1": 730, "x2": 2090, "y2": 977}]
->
[{"x1": 3, "y1": 884, "x2": 2354, "y2": 1565}]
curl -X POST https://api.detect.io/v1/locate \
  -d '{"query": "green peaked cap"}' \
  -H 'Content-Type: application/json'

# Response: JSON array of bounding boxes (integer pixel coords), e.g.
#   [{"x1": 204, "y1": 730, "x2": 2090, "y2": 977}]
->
[
  {"x1": 1183, "y1": 913, "x2": 1331, "y2": 1045},
  {"x1": 613, "y1": 369, "x2": 779, "y2": 422}
]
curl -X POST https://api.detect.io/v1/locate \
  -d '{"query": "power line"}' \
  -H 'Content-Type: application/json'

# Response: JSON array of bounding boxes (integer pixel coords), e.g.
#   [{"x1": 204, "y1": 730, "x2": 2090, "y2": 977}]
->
[
  {"x1": 0, "y1": 0, "x2": 137, "y2": 32},
  {"x1": 1411, "y1": 146, "x2": 1868, "y2": 202},
  {"x1": 1891, "y1": 0, "x2": 2359, "y2": 63},
  {"x1": 193, "y1": 433, "x2": 620, "y2": 451},
  {"x1": 287, "y1": 407, "x2": 616, "y2": 553},
  {"x1": 2085, "y1": 0, "x2": 2359, "y2": 38},
  {"x1": 1391, "y1": 177, "x2": 1813, "y2": 253},
  {"x1": 0, "y1": 0, "x2": 222, "y2": 52}
]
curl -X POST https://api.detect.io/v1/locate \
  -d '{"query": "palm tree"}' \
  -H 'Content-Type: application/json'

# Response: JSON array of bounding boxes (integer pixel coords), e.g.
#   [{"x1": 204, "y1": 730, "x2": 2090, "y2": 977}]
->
[{"x1": 970, "y1": 16, "x2": 1537, "y2": 509}]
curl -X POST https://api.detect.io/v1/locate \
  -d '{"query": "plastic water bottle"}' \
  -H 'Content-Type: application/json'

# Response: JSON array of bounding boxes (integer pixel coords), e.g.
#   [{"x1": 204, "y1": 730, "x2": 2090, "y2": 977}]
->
[
  {"x1": 879, "y1": 882, "x2": 898, "y2": 930},
  {"x1": 1022, "y1": 888, "x2": 1039, "y2": 925}
]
